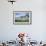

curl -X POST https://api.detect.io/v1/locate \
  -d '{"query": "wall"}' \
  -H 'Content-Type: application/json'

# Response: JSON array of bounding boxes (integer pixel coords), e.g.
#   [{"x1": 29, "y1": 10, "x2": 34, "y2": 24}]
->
[{"x1": 0, "y1": 0, "x2": 46, "y2": 42}]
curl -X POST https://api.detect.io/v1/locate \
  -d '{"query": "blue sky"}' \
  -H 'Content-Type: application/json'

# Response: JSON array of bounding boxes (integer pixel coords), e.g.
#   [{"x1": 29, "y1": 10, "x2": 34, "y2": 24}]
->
[{"x1": 16, "y1": 12, "x2": 28, "y2": 17}]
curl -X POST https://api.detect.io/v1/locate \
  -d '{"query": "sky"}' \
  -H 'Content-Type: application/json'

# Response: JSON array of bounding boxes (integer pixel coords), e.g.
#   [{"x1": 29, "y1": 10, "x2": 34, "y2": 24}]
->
[
  {"x1": 16, "y1": 12, "x2": 27, "y2": 17},
  {"x1": 15, "y1": 12, "x2": 32, "y2": 17}
]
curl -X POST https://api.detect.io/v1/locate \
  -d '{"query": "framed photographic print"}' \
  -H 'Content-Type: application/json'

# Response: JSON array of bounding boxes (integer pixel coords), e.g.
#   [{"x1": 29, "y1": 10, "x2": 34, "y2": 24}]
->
[{"x1": 13, "y1": 11, "x2": 32, "y2": 25}]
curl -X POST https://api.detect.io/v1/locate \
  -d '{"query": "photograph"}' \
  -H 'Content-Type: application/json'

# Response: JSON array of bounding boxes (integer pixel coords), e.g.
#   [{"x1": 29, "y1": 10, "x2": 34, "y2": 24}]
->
[{"x1": 13, "y1": 11, "x2": 32, "y2": 25}]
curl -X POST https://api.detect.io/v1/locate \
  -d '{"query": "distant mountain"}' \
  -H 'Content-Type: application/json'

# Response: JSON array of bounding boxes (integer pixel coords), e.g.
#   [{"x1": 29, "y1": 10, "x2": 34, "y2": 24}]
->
[
  {"x1": 15, "y1": 13, "x2": 29, "y2": 20},
  {"x1": 20, "y1": 13, "x2": 29, "y2": 18}
]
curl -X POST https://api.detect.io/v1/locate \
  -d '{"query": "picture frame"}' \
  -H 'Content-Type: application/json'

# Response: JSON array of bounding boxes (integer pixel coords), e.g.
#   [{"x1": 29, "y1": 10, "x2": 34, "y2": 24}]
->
[{"x1": 13, "y1": 11, "x2": 32, "y2": 25}]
